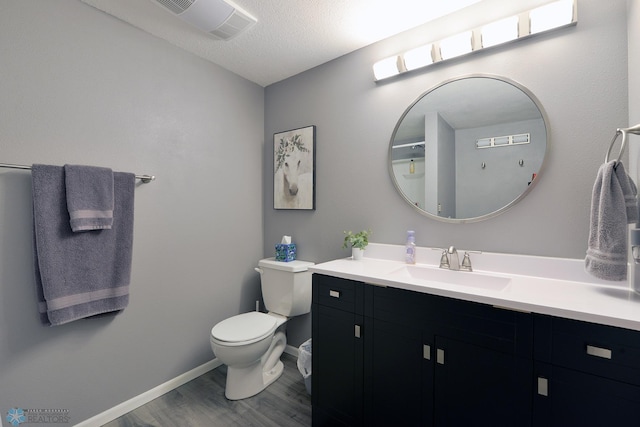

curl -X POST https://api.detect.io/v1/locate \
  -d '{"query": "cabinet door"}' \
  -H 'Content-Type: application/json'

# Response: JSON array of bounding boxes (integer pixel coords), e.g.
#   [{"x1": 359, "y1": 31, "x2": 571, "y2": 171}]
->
[
  {"x1": 434, "y1": 336, "x2": 532, "y2": 427},
  {"x1": 365, "y1": 318, "x2": 430, "y2": 427},
  {"x1": 534, "y1": 363, "x2": 640, "y2": 427},
  {"x1": 312, "y1": 303, "x2": 364, "y2": 426}
]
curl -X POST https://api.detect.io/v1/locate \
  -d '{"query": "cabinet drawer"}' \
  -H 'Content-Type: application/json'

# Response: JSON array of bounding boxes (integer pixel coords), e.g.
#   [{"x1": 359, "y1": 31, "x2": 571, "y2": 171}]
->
[
  {"x1": 372, "y1": 285, "x2": 430, "y2": 325},
  {"x1": 437, "y1": 297, "x2": 533, "y2": 357},
  {"x1": 373, "y1": 286, "x2": 533, "y2": 357},
  {"x1": 546, "y1": 317, "x2": 640, "y2": 386},
  {"x1": 313, "y1": 274, "x2": 363, "y2": 314}
]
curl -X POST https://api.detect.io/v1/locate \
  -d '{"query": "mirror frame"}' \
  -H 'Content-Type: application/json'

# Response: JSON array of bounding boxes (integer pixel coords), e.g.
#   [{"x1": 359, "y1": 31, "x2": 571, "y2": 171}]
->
[{"x1": 388, "y1": 74, "x2": 550, "y2": 223}]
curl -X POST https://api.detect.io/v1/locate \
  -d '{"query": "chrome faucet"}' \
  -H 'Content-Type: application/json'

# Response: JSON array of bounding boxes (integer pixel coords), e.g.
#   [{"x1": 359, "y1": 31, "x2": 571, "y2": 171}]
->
[
  {"x1": 439, "y1": 247, "x2": 479, "y2": 272},
  {"x1": 447, "y1": 246, "x2": 460, "y2": 271}
]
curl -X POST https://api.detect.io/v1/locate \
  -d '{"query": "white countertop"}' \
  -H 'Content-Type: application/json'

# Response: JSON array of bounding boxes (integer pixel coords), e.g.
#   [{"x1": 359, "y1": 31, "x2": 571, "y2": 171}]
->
[{"x1": 309, "y1": 243, "x2": 640, "y2": 331}]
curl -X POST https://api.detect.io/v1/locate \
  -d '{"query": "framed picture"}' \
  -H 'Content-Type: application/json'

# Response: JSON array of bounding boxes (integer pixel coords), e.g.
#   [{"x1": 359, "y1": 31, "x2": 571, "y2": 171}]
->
[{"x1": 274, "y1": 125, "x2": 316, "y2": 210}]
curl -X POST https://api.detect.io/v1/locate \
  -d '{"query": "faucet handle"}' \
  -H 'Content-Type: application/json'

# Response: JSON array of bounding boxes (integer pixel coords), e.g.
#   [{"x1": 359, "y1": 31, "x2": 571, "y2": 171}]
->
[
  {"x1": 461, "y1": 252, "x2": 473, "y2": 271},
  {"x1": 460, "y1": 250, "x2": 482, "y2": 272},
  {"x1": 439, "y1": 250, "x2": 450, "y2": 269}
]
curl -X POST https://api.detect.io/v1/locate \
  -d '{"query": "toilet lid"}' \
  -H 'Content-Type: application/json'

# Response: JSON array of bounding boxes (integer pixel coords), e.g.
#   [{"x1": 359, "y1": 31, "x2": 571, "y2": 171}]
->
[{"x1": 211, "y1": 312, "x2": 277, "y2": 343}]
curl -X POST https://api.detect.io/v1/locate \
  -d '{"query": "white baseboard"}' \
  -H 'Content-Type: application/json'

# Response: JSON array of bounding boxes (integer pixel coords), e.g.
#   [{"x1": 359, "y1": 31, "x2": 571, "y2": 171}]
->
[
  {"x1": 75, "y1": 345, "x2": 301, "y2": 426},
  {"x1": 74, "y1": 359, "x2": 222, "y2": 427},
  {"x1": 284, "y1": 343, "x2": 299, "y2": 357}
]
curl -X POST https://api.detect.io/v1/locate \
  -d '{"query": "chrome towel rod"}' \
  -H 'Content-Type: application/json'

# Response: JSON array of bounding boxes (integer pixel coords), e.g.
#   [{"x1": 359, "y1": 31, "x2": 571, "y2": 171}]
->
[
  {"x1": 605, "y1": 124, "x2": 640, "y2": 163},
  {"x1": 0, "y1": 163, "x2": 155, "y2": 183}
]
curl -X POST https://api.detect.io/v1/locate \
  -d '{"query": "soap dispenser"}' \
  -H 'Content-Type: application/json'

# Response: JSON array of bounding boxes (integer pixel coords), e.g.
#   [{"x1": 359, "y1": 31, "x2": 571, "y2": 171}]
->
[{"x1": 405, "y1": 230, "x2": 416, "y2": 264}]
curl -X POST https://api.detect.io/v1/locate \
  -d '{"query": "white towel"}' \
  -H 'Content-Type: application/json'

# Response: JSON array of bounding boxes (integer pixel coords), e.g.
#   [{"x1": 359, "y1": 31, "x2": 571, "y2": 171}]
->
[{"x1": 585, "y1": 161, "x2": 638, "y2": 280}]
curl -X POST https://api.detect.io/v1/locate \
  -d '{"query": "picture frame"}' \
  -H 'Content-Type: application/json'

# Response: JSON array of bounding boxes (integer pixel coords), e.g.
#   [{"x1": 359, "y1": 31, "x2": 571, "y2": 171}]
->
[{"x1": 274, "y1": 125, "x2": 316, "y2": 210}]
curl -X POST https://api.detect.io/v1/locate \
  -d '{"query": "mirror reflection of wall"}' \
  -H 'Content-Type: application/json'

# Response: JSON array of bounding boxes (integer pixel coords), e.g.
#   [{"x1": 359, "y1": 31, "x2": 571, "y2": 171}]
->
[
  {"x1": 456, "y1": 120, "x2": 545, "y2": 218},
  {"x1": 389, "y1": 75, "x2": 548, "y2": 223},
  {"x1": 391, "y1": 156, "x2": 425, "y2": 208}
]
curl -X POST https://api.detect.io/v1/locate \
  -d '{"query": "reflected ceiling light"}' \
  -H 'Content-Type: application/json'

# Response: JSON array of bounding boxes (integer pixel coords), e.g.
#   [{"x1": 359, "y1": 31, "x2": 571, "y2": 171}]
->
[
  {"x1": 403, "y1": 44, "x2": 434, "y2": 71},
  {"x1": 373, "y1": 56, "x2": 402, "y2": 80},
  {"x1": 530, "y1": 0, "x2": 575, "y2": 35},
  {"x1": 481, "y1": 15, "x2": 519, "y2": 48},
  {"x1": 373, "y1": 0, "x2": 576, "y2": 82},
  {"x1": 439, "y1": 31, "x2": 473, "y2": 60}
]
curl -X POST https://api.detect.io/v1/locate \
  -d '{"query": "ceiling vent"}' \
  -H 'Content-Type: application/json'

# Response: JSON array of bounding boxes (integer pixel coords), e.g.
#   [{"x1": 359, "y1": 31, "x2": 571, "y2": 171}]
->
[{"x1": 151, "y1": 0, "x2": 257, "y2": 40}]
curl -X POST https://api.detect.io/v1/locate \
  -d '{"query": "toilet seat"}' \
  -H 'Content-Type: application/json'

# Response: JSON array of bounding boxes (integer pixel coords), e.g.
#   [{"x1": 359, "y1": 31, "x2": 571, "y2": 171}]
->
[{"x1": 211, "y1": 312, "x2": 277, "y2": 346}]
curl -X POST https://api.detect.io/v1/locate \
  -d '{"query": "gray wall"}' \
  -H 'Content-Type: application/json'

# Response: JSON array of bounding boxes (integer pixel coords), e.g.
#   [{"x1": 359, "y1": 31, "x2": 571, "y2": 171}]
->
[
  {"x1": 0, "y1": 0, "x2": 263, "y2": 424},
  {"x1": 630, "y1": 0, "x2": 640, "y2": 182},
  {"x1": 265, "y1": 0, "x2": 629, "y2": 346},
  {"x1": 436, "y1": 113, "x2": 456, "y2": 218}
]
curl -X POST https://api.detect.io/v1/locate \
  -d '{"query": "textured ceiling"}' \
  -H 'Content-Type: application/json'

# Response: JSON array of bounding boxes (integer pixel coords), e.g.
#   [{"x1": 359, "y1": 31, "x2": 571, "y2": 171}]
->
[{"x1": 79, "y1": 0, "x2": 485, "y2": 87}]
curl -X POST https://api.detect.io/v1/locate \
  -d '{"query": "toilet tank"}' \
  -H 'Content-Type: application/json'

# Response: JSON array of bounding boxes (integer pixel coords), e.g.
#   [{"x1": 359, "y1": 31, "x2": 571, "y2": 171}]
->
[{"x1": 258, "y1": 258, "x2": 315, "y2": 317}]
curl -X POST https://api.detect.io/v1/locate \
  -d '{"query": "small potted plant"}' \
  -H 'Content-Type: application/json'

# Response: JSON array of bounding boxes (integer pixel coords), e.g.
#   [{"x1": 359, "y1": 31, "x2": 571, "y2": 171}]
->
[{"x1": 343, "y1": 230, "x2": 371, "y2": 260}]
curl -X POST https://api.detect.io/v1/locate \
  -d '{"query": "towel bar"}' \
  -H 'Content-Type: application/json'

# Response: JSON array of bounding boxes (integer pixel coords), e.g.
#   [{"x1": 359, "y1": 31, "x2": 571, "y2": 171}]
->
[
  {"x1": 605, "y1": 124, "x2": 640, "y2": 163},
  {"x1": 0, "y1": 163, "x2": 155, "y2": 183}
]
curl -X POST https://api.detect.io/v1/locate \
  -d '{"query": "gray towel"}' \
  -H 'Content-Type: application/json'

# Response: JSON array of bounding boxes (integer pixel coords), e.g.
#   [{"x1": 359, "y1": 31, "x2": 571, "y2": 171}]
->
[
  {"x1": 32, "y1": 164, "x2": 135, "y2": 326},
  {"x1": 64, "y1": 164, "x2": 114, "y2": 232},
  {"x1": 585, "y1": 160, "x2": 638, "y2": 280}
]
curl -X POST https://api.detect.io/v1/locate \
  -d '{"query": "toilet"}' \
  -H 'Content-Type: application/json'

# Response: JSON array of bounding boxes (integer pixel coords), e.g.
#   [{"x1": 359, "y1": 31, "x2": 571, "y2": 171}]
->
[{"x1": 210, "y1": 258, "x2": 314, "y2": 400}]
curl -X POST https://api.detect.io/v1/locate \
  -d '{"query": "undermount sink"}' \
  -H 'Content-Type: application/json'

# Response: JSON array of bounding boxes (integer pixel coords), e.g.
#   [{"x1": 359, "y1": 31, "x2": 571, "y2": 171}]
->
[{"x1": 388, "y1": 265, "x2": 511, "y2": 291}]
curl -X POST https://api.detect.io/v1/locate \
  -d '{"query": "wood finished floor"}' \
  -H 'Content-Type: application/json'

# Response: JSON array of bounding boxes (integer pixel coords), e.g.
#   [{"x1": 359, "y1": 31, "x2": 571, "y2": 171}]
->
[{"x1": 102, "y1": 353, "x2": 311, "y2": 427}]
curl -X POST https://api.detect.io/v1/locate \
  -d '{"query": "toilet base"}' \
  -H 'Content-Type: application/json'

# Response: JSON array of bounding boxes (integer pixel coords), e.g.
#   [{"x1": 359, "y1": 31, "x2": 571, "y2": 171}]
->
[
  {"x1": 263, "y1": 360, "x2": 284, "y2": 389},
  {"x1": 224, "y1": 331, "x2": 286, "y2": 400},
  {"x1": 225, "y1": 360, "x2": 284, "y2": 400}
]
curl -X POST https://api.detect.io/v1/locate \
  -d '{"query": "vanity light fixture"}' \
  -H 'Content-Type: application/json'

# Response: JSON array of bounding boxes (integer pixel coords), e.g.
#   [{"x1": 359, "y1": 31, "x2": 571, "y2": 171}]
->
[
  {"x1": 373, "y1": 56, "x2": 403, "y2": 80},
  {"x1": 373, "y1": 0, "x2": 576, "y2": 81},
  {"x1": 530, "y1": 0, "x2": 575, "y2": 34},
  {"x1": 481, "y1": 15, "x2": 519, "y2": 48},
  {"x1": 403, "y1": 44, "x2": 434, "y2": 71},
  {"x1": 439, "y1": 31, "x2": 473, "y2": 60}
]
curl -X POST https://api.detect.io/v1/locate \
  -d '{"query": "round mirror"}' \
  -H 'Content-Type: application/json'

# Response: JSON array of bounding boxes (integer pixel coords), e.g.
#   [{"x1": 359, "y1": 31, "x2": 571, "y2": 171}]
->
[{"x1": 389, "y1": 74, "x2": 549, "y2": 223}]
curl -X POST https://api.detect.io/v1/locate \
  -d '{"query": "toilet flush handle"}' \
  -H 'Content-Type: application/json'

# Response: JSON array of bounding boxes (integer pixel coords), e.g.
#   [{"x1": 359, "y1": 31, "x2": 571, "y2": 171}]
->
[{"x1": 254, "y1": 267, "x2": 263, "y2": 274}]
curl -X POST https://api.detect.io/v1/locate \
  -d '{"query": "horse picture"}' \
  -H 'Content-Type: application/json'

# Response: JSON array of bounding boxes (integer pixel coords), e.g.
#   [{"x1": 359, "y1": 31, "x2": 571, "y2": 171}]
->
[{"x1": 274, "y1": 126, "x2": 315, "y2": 210}]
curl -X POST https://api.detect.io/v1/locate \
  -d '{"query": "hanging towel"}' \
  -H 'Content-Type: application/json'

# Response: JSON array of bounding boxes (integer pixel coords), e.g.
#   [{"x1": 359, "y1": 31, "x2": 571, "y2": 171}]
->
[
  {"x1": 585, "y1": 160, "x2": 638, "y2": 281},
  {"x1": 64, "y1": 164, "x2": 114, "y2": 232},
  {"x1": 32, "y1": 164, "x2": 135, "y2": 326},
  {"x1": 618, "y1": 163, "x2": 639, "y2": 225}
]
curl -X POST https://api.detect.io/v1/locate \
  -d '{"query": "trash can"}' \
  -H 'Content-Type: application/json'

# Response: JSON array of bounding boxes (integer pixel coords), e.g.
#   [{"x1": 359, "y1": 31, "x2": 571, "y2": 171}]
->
[{"x1": 297, "y1": 338, "x2": 312, "y2": 395}]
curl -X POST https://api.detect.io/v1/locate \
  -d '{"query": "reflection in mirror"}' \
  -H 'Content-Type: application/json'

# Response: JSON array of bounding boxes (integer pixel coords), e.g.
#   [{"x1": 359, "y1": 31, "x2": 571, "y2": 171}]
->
[{"x1": 389, "y1": 75, "x2": 548, "y2": 222}]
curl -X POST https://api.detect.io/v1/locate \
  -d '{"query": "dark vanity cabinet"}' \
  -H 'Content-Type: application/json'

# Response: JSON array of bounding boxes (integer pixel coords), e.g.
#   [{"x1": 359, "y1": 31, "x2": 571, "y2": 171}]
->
[
  {"x1": 312, "y1": 274, "x2": 533, "y2": 426},
  {"x1": 312, "y1": 273, "x2": 640, "y2": 426},
  {"x1": 533, "y1": 315, "x2": 640, "y2": 427},
  {"x1": 311, "y1": 274, "x2": 366, "y2": 426}
]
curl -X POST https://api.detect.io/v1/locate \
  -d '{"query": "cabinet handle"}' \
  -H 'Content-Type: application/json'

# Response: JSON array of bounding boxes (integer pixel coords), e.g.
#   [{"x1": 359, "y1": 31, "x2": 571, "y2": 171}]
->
[
  {"x1": 586, "y1": 345, "x2": 612, "y2": 359},
  {"x1": 423, "y1": 345, "x2": 431, "y2": 360},
  {"x1": 537, "y1": 377, "x2": 549, "y2": 396},
  {"x1": 355, "y1": 324, "x2": 361, "y2": 338},
  {"x1": 329, "y1": 290, "x2": 341, "y2": 298},
  {"x1": 436, "y1": 348, "x2": 445, "y2": 365}
]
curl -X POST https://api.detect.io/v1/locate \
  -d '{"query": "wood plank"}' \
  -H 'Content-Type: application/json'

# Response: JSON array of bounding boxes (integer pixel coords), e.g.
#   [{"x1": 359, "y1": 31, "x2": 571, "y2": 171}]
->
[{"x1": 103, "y1": 353, "x2": 311, "y2": 426}]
